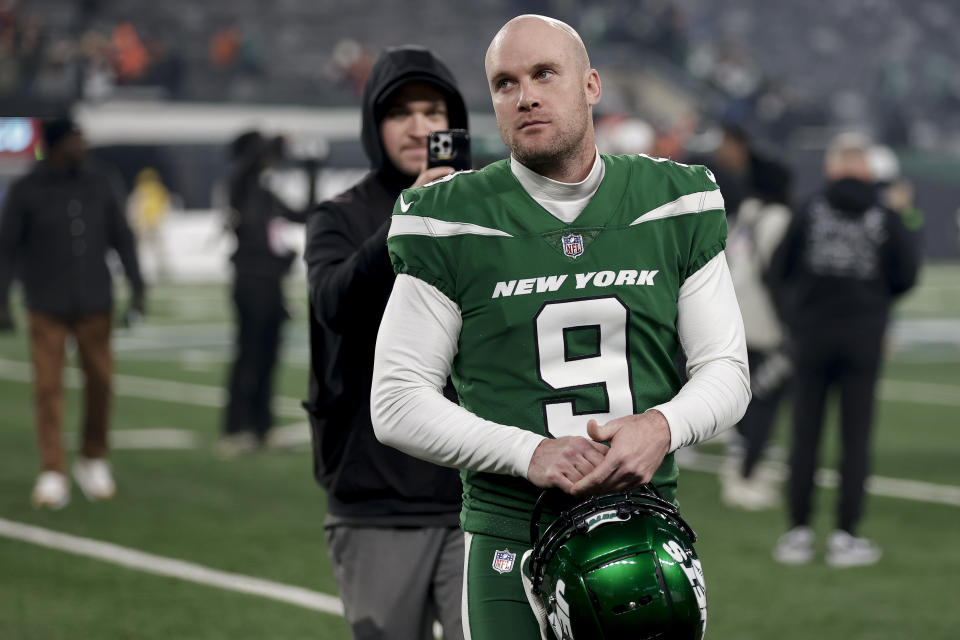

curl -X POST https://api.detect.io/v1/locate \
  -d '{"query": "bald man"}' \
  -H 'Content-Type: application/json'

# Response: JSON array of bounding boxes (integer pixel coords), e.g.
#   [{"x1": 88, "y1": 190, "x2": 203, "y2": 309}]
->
[{"x1": 372, "y1": 15, "x2": 750, "y2": 638}]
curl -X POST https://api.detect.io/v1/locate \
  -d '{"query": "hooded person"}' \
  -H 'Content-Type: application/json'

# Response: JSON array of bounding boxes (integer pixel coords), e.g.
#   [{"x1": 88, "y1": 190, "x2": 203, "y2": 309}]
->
[{"x1": 303, "y1": 46, "x2": 468, "y2": 640}]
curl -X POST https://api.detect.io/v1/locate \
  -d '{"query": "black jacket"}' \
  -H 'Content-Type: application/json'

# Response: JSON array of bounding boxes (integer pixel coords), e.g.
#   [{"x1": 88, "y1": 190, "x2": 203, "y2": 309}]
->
[
  {"x1": 0, "y1": 161, "x2": 144, "y2": 319},
  {"x1": 304, "y1": 46, "x2": 468, "y2": 526},
  {"x1": 768, "y1": 178, "x2": 918, "y2": 337}
]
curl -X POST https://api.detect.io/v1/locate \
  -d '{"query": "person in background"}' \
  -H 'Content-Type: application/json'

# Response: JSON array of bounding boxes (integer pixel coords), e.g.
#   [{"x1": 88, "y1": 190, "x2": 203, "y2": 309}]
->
[
  {"x1": 0, "y1": 117, "x2": 145, "y2": 509},
  {"x1": 219, "y1": 131, "x2": 314, "y2": 456},
  {"x1": 720, "y1": 157, "x2": 794, "y2": 510},
  {"x1": 127, "y1": 166, "x2": 173, "y2": 282},
  {"x1": 303, "y1": 45, "x2": 468, "y2": 640},
  {"x1": 769, "y1": 133, "x2": 919, "y2": 567}
]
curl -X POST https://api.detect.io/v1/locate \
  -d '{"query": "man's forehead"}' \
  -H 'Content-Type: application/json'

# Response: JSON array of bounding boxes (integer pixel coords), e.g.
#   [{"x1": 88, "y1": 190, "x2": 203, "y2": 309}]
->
[
  {"x1": 486, "y1": 16, "x2": 586, "y2": 75},
  {"x1": 382, "y1": 81, "x2": 446, "y2": 108}
]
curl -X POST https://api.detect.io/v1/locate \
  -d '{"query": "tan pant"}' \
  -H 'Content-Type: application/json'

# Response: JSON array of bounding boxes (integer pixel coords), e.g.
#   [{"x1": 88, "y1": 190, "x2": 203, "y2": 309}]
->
[{"x1": 28, "y1": 312, "x2": 113, "y2": 473}]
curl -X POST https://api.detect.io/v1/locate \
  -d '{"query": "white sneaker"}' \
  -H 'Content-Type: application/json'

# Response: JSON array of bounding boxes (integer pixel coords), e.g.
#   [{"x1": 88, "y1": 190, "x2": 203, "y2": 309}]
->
[
  {"x1": 826, "y1": 530, "x2": 881, "y2": 568},
  {"x1": 215, "y1": 432, "x2": 261, "y2": 459},
  {"x1": 72, "y1": 458, "x2": 116, "y2": 501},
  {"x1": 773, "y1": 526, "x2": 815, "y2": 564},
  {"x1": 722, "y1": 472, "x2": 778, "y2": 511},
  {"x1": 31, "y1": 471, "x2": 70, "y2": 509},
  {"x1": 720, "y1": 456, "x2": 778, "y2": 511}
]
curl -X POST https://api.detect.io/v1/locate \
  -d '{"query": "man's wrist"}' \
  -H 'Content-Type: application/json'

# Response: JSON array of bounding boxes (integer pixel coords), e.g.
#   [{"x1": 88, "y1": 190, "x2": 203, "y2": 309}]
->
[{"x1": 642, "y1": 408, "x2": 672, "y2": 447}]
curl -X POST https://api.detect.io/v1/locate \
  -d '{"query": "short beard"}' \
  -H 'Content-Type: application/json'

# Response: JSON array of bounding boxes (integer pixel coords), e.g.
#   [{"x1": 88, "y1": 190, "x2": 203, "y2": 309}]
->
[
  {"x1": 510, "y1": 139, "x2": 567, "y2": 176},
  {"x1": 505, "y1": 102, "x2": 590, "y2": 178}
]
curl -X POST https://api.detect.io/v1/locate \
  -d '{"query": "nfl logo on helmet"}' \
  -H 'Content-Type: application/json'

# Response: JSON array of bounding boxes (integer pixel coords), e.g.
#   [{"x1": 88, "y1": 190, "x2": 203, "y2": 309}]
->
[
  {"x1": 492, "y1": 549, "x2": 516, "y2": 574},
  {"x1": 561, "y1": 234, "x2": 584, "y2": 259}
]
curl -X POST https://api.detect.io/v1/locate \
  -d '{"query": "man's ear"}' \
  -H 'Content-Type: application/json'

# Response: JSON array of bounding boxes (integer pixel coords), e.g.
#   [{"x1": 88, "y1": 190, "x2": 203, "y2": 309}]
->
[{"x1": 585, "y1": 69, "x2": 601, "y2": 107}]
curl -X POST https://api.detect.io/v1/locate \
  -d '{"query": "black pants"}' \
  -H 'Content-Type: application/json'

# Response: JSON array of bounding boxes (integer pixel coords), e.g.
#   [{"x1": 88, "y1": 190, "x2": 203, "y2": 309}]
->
[
  {"x1": 787, "y1": 328, "x2": 883, "y2": 534},
  {"x1": 738, "y1": 347, "x2": 791, "y2": 477},
  {"x1": 224, "y1": 276, "x2": 288, "y2": 440}
]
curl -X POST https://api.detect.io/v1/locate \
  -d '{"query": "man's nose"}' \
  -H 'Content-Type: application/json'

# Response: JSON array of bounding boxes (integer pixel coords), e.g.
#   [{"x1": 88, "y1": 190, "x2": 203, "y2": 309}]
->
[
  {"x1": 517, "y1": 79, "x2": 540, "y2": 111},
  {"x1": 409, "y1": 113, "x2": 434, "y2": 137}
]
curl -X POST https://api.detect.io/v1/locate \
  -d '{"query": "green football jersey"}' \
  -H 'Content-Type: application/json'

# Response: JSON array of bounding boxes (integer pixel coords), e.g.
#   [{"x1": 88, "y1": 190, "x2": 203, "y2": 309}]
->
[{"x1": 387, "y1": 154, "x2": 726, "y2": 542}]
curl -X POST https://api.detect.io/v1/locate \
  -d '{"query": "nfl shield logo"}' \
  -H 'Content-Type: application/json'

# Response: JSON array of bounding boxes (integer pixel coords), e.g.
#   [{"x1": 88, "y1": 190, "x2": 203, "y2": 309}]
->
[
  {"x1": 492, "y1": 549, "x2": 516, "y2": 574},
  {"x1": 561, "y1": 233, "x2": 584, "y2": 259}
]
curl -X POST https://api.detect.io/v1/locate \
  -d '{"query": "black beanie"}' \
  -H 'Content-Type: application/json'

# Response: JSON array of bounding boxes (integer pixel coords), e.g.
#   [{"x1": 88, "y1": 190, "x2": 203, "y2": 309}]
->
[{"x1": 42, "y1": 118, "x2": 80, "y2": 152}]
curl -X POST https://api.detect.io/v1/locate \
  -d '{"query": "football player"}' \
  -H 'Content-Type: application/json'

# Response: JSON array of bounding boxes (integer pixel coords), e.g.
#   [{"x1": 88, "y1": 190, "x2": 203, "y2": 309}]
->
[{"x1": 372, "y1": 15, "x2": 750, "y2": 639}]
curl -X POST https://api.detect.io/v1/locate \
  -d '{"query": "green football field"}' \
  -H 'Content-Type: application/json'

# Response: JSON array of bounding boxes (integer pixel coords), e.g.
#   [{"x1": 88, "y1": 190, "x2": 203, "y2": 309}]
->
[{"x1": 1, "y1": 263, "x2": 958, "y2": 640}]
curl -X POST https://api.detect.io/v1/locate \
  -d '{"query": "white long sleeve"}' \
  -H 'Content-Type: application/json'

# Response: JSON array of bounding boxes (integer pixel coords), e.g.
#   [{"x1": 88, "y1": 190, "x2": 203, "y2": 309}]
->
[
  {"x1": 371, "y1": 274, "x2": 545, "y2": 477},
  {"x1": 652, "y1": 252, "x2": 751, "y2": 451},
  {"x1": 371, "y1": 253, "x2": 750, "y2": 476}
]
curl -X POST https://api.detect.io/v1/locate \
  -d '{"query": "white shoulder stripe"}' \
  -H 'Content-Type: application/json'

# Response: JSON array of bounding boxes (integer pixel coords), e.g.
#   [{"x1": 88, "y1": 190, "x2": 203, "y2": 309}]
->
[
  {"x1": 388, "y1": 215, "x2": 513, "y2": 238},
  {"x1": 629, "y1": 189, "x2": 725, "y2": 226}
]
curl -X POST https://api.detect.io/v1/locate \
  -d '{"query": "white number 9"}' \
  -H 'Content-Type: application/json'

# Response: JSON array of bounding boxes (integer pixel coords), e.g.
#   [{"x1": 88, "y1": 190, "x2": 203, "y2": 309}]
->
[{"x1": 534, "y1": 297, "x2": 636, "y2": 437}]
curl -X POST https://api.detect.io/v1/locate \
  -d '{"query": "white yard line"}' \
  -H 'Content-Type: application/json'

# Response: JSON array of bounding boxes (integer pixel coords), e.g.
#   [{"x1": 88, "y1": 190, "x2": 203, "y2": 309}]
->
[
  {"x1": 878, "y1": 379, "x2": 960, "y2": 407},
  {"x1": 103, "y1": 428, "x2": 199, "y2": 450},
  {"x1": 0, "y1": 517, "x2": 343, "y2": 616},
  {"x1": 680, "y1": 452, "x2": 960, "y2": 507}
]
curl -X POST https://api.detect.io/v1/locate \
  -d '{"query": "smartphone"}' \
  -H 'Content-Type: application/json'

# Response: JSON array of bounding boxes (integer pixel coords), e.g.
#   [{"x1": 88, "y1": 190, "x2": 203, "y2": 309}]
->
[{"x1": 427, "y1": 129, "x2": 472, "y2": 172}]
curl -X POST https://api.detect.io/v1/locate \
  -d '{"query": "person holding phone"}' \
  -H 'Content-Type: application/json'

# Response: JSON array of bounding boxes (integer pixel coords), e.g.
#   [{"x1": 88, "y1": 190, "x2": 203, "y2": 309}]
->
[{"x1": 303, "y1": 45, "x2": 468, "y2": 640}]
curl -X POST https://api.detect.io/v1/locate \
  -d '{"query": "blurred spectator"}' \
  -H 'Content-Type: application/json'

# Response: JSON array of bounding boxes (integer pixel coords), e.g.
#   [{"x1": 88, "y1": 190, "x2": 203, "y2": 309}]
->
[
  {"x1": 218, "y1": 131, "x2": 315, "y2": 456},
  {"x1": 80, "y1": 29, "x2": 115, "y2": 100},
  {"x1": 328, "y1": 38, "x2": 375, "y2": 97},
  {"x1": 111, "y1": 21, "x2": 148, "y2": 83},
  {"x1": 768, "y1": 133, "x2": 919, "y2": 567},
  {"x1": 127, "y1": 167, "x2": 173, "y2": 282},
  {"x1": 0, "y1": 117, "x2": 145, "y2": 509},
  {"x1": 14, "y1": 13, "x2": 44, "y2": 94},
  {"x1": 595, "y1": 114, "x2": 654, "y2": 155},
  {"x1": 720, "y1": 157, "x2": 794, "y2": 511},
  {"x1": 209, "y1": 27, "x2": 239, "y2": 70}
]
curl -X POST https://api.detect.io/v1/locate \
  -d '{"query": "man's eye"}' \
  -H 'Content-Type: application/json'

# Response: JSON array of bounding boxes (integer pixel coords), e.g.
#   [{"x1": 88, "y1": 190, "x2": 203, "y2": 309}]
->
[
  {"x1": 496, "y1": 79, "x2": 514, "y2": 90},
  {"x1": 536, "y1": 70, "x2": 554, "y2": 80}
]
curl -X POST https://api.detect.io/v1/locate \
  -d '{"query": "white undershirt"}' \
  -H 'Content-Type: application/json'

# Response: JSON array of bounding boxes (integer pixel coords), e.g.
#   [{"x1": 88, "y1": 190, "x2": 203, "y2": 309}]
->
[
  {"x1": 510, "y1": 150, "x2": 605, "y2": 223},
  {"x1": 371, "y1": 154, "x2": 750, "y2": 479}
]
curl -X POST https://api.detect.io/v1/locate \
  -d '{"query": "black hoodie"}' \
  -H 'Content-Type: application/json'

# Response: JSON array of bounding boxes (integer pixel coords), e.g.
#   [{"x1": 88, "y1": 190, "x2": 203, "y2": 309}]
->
[
  {"x1": 768, "y1": 178, "x2": 918, "y2": 336},
  {"x1": 303, "y1": 47, "x2": 467, "y2": 526}
]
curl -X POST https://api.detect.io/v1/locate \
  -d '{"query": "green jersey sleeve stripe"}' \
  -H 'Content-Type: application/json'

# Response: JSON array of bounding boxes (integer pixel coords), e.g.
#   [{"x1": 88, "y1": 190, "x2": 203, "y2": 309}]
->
[
  {"x1": 388, "y1": 215, "x2": 514, "y2": 239},
  {"x1": 628, "y1": 189, "x2": 725, "y2": 226}
]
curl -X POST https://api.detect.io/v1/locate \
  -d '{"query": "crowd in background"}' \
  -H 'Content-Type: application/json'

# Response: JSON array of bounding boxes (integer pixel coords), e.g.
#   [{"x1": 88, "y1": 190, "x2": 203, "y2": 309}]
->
[{"x1": 4, "y1": 0, "x2": 960, "y2": 154}]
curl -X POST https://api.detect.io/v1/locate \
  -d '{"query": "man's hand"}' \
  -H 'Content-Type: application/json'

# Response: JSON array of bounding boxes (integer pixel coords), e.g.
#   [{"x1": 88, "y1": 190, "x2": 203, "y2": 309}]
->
[
  {"x1": 570, "y1": 410, "x2": 672, "y2": 497},
  {"x1": 527, "y1": 436, "x2": 609, "y2": 494},
  {"x1": 411, "y1": 166, "x2": 454, "y2": 188}
]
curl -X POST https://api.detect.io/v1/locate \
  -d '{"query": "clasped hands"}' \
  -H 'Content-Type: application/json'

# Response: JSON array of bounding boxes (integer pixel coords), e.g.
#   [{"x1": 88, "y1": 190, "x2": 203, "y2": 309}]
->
[{"x1": 526, "y1": 410, "x2": 672, "y2": 496}]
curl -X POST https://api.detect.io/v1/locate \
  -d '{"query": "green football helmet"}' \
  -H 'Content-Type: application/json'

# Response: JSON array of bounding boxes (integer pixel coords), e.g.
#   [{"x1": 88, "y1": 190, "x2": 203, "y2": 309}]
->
[{"x1": 527, "y1": 485, "x2": 707, "y2": 640}]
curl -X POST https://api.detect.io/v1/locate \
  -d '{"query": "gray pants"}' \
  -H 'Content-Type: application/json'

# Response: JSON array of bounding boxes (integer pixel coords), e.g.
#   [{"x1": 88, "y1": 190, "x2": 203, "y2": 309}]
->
[{"x1": 326, "y1": 525, "x2": 465, "y2": 640}]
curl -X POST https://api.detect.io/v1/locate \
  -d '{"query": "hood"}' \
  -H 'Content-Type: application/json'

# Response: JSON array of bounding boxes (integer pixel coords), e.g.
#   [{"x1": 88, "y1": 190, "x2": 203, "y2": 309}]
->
[
  {"x1": 360, "y1": 46, "x2": 468, "y2": 189},
  {"x1": 823, "y1": 177, "x2": 878, "y2": 215}
]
